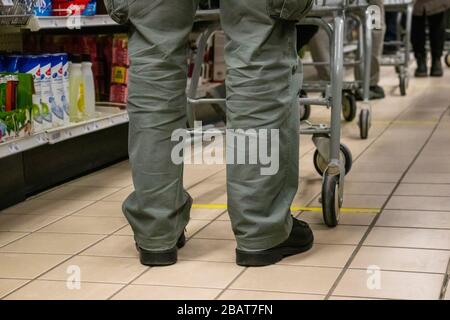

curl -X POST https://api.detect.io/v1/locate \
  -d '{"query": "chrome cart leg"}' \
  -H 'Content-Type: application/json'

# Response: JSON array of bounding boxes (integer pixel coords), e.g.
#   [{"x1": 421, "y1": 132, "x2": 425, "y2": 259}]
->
[
  {"x1": 186, "y1": 24, "x2": 219, "y2": 128},
  {"x1": 321, "y1": 15, "x2": 346, "y2": 228},
  {"x1": 358, "y1": 6, "x2": 373, "y2": 140},
  {"x1": 399, "y1": 3, "x2": 413, "y2": 96}
]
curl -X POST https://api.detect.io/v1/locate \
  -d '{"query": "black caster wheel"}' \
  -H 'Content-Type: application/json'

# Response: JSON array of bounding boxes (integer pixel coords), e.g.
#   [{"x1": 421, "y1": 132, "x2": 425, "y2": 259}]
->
[
  {"x1": 445, "y1": 53, "x2": 450, "y2": 68},
  {"x1": 313, "y1": 144, "x2": 353, "y2": 177},
  {"x1": 322, "y1": 174, "x2": 341, "y2": 228},
  {"x1": 299, "y1": 90, "x2": 311, "y2": 121},
  {"x1": 399, "y1": 76, "x2": 407, "y2": 96},
  {"x1": 342, "y1": 91, "x2": 357, "y2": 122},
  {"x1": 359, "y1": 109, "x2": 370, "y2": 140}
]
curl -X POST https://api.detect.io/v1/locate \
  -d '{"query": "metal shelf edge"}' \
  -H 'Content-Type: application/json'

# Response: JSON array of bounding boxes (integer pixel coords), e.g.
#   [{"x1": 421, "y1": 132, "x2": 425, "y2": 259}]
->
[{"x1": 0, "y1": 110, "x2": 129, "y2": 159}]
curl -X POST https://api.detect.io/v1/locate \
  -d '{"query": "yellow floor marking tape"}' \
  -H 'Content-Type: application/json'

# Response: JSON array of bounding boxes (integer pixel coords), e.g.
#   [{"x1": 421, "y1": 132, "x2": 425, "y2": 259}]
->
[{"x1": 192, "y1": 204, "x2": 381, "y2": 214}]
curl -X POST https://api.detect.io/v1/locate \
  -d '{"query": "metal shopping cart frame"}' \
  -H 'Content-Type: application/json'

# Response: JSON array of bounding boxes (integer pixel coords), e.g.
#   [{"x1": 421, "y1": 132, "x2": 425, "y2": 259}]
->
[
  {"x1": 187, "y1": 1, "x2": 373, "y2": 227},
  {"x1": 300, "y1": 0, "x2": 376, "y2": 141},
  {"x1": 381, "y1": 0, "x2": 415, "y2": 96}
]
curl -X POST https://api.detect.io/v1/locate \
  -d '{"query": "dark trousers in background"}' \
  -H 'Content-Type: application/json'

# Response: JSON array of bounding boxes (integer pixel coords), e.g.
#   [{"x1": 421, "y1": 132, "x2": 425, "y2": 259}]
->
[{"x1": 411, "y1": 11, "x2": 447, "y2": 60}]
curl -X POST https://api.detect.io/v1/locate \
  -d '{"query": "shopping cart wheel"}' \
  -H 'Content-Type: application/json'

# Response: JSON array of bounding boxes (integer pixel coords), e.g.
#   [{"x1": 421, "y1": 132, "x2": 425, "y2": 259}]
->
[
  {"x1": 359, "y1": 109, "x2": 370, "y2": 140},
  {"x1": 399, "y1": 75, "x2": 407, "y2": 96},
  {"x1": 299, "y1": 90, "x2": 311, "y2": 121},
  {"x1": 322, "y1": 174, "x2": 341, "y2": 228},
  {"x1": 445, "y1": 53, "x2": 450, "y2": 68},
  {"x1": 342, "y1": 91, "x2": 357, "y2": 122},
  {"x1": 313, "y1": 144, "x2": 353, "y2": 177}
]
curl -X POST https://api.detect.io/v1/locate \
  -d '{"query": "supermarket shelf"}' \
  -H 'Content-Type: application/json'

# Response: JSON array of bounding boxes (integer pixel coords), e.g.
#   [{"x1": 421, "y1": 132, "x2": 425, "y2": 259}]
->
[
  {"x1": 24, "y1": 10, "x2": 219, "y2": 32},
  {"x1": 47, "y1": 107, "x2": 128, "y2": 144},
  {"x1": 26, "y1": 14, "x2": 118, "y2": 32},
  {"x1": 0, "y1": 132, "x2": 47, "y2": 159},
  {"x1": 0, "y1": 106, "x2": 129, "y2": 159}
]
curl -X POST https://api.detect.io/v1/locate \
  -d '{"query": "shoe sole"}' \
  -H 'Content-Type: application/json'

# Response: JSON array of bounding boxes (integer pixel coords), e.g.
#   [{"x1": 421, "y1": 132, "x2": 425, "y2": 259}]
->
[
  {"x1": 136, "y1": 233, "x2": 187, "y2": 266},
  {"x1": 236, "y1": 239, "x2": 314, "y2": 267}
]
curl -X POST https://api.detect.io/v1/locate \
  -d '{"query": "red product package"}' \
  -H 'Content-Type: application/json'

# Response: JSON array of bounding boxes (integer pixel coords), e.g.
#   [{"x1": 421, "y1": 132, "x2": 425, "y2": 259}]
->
[{"x1": 52, "y1": 0, "x2": 90, "y2": 16}]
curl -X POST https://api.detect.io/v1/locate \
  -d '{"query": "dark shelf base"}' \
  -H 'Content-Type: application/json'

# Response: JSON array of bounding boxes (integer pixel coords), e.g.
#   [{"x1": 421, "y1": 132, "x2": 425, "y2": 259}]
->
[{"x1": 0, "y1": 124, "x2": 129, "y2": 211}]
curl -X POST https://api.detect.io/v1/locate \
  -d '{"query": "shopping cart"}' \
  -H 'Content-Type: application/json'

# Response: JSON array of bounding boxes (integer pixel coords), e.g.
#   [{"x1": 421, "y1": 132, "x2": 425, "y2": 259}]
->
[
  {"x1": 299, "y1": 0, "x2": 376, "y2": 140},
  {"x1": 0, "y1": 0, "x2": 36, "y2": 26},
  {"x1": 381, "y1": 0, "x2": 415, "y2": 96},
  {"x1": 187, "y1": 1, "x2": 375, "y2": 228}
]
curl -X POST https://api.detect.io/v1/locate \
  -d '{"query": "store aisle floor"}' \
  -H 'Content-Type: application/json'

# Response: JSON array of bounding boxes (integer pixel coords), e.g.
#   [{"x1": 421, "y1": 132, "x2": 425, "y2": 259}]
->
[{"x1": 1, "y1": 66, "x2": 450, "y2": 300}]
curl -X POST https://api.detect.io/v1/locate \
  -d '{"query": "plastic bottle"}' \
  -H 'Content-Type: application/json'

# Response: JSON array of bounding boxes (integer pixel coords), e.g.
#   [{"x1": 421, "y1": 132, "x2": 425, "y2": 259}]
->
[
  {"x1": 81, "y1": 54, "x2": 96, "y2": 119},
  {"x1": 68, "y1": 54, "x2": 85, "y2": 122},
  {"x1": 50, "y1": 54, "x2": 66, "y2": 127},
  {"x1": 39, "y1": 55, "x2": 54, "y2": 129}
]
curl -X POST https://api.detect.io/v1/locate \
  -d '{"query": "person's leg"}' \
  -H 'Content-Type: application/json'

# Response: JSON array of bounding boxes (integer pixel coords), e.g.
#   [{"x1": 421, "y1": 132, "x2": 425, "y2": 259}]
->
[
  {"x1": 221, "y1": 0, "x2": 311, "y2": 256},
  {"x1": 123, "y1": 0, "x2": 198, "y2": 259},
  {"x1": 428, "y1": 11, "x2": 446, "y2": 76},
  {"x1": 355, "y1": 0, "x2": 386, "y2": 97},
  {"x1": 308, "y1": 26, "x2": 331, "y2": 81},
  {"x1": 411, "y1": 13, "x2": 428, "y2": 77}
]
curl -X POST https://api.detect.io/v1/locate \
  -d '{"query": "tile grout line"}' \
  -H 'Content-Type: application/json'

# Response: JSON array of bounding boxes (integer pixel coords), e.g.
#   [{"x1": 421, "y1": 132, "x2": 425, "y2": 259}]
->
[
  {"x1": 324, "y1": 104, "x2": 450, "y2": 300},
  {"x1": 212, "y1": 98, "x2": 419, "y2": 301},
  {"x1": 105, "y1": 208, "x2": 229, "y2": 300}
]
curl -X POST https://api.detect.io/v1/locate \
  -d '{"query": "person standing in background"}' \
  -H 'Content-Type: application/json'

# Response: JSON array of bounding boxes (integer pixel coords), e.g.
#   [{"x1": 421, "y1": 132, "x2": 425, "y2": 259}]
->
[
  {"x1": 412, "y1": 0, "x2": 450, "y2": 77},
  {"x1": 308, "y1": 0, "x2": 386, "y2": 100}
]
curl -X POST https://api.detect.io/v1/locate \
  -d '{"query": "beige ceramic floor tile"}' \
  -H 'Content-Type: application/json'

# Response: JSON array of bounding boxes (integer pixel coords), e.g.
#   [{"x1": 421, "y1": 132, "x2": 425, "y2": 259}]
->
[
  {"x1": 178, "y1": 239, "x2": 236, "y2": 263},
  {"x1": 333, "y1": 269, "x2": 443, "y2": 300},
  {"x1": 218, "y1": 290, "x2": 324, "y2": 300},
  {"x1": 395, "y1": 184, "x2": 450, "y2": 197},
  {"x1": 0, "y1": 279, "x2": 29, "y2": 298},
  {"x1": 311, "y1": 225, "x2": 368, "y2": 245},
  {"x1": 328, "y1": 296, "x2": 383, "y2": 300},
  {"x1": 133, "y1": 260, "x2": 243, "y2": 289},
  {"x1": 350, "y1": 246, "x2": 450, "y2": 274},
  {"x1": 81, "y1": 235, "x2": 137, "y2": 258},
  {"x1": 186, "y1": 220, "x2": 211, "y2": 238},
  {"x1": 2, "y1": 199, "x2": 94, "y2": 216},
  {"x1": 0, "y1": 253, "x2": 69, "y2": 279},
  {"x1": 445, "y1": 288, "x2": 450, "y2": 300},
  {"x1": 386, "y1": 196, "x2": 450, "y2": 211},
  {"x1": 70, "y1": 169, "x2": 132, "y2": 188},
  {"x1": 0, "y1": 233, "x2": 104, "y2": 255},
  {"x1": 346, "y1": 172, "x2": 403, "y2": 183},
  {"x1": 299, "y1": 211, "x2": 376, "y2": 226},
  {"x1": 190, "y1": 208, "x2": 225, "y2": 221},
  {"x1": 37, "y1": 216, "x2": 127, "y2": 235},
  {"x1": 230, "y1": 265, "x2": 341, "y2": 295},
  {"x1": 101, "y1": 186, "x2": 134, "y2": 202},
  {"x1": 37, "y1": 186, "x2": 121, "y2": 201},
  {"x1": 0, "y1": 215, "x2": 62, "y2": 232},
  {"x1": 376, "y1": 210, "x2": 450, "y2": 229},
  {"x1": 114, "y1": 225, "x2": 133, "y2": 236},
  {"x1": 193, "y1": 221, "x2": 234, "y2": 240},
  {"x1": 365, "y1": 227, "x2": 450, "y2": 250},
  {"x1": 111, "y1": 285, "x2": 221, "y2": 300},
  {"x1": 0, "y1": 232, "x2": 28, "y2": 247},
  {"x1": 40, "y1": 256, "x2": 147, "y2": 284},
  {"x1": 281, "y1": 244, "x2": 355, "y2": 268},
  {"x1": 344, "y1": 182, "x2": 396, "y2": 196},
  {"x1": 311, "y1": 195, "x2": 386, "y2": 209},
  {"x1": 74, "y1": 201, "x2": 124, "y2": 217},
  {"x1": 403, "y1": 172, "x2": 450, "y2": 184},
  {"x1": 4, "y1": 280, "x2": 123, "y2": 300}
]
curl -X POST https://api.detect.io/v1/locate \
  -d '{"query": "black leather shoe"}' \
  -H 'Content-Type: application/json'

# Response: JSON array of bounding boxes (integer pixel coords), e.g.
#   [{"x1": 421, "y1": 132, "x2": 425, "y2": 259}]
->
[
  {"x1": 136, "y1": 196, "x2": 192, "y2": 266},
  {"x1": 430, "y1": 58, "x2": 443, "y2": 77},
  {"x1": 415, "y1": 57, "x2": 428, "y2": 77},
  {"x1": 236, "y1": 218, "x2": 314, "y2": 267},
  {"x1": 355, "y1": 85, "x2": 385, "y2": 101}
]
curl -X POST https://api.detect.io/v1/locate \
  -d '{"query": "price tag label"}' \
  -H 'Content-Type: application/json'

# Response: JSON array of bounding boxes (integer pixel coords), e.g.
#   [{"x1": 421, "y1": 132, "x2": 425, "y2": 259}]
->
[{"x1": 1, "y1": 0, "x2": 14, "y2": 7}]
